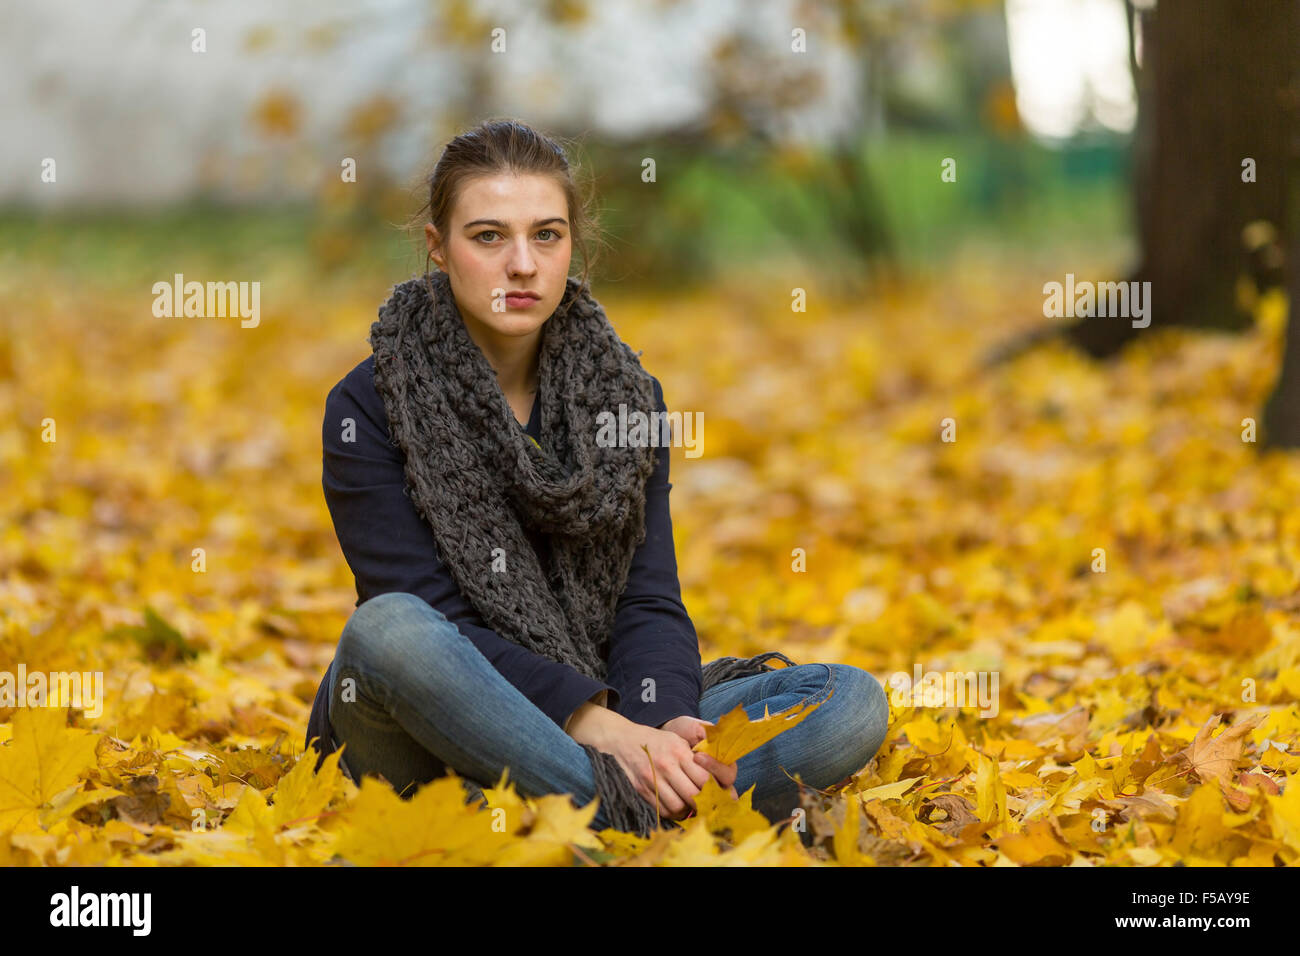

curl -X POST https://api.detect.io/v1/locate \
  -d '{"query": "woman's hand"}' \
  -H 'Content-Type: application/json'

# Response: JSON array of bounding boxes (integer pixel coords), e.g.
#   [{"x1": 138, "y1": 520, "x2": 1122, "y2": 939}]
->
[
  {"x1": 568, "y1": 707, "x2": 739, "y2": 818},
  {"x1": 660, "y1": 715, "x2": 739, "y2": 802},
  {"x1": 659, "y1": 714, "x2": 711, "y2": 747},
  {"x1": 599, "y1": 720, "x2": 728, "y2": 820}
]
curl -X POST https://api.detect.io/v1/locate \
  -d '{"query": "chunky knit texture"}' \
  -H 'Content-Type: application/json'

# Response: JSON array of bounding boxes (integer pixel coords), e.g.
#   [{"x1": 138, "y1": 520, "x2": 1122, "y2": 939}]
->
[{"x1": 368, "y1": 267, "x2": 795, "y2": 836}]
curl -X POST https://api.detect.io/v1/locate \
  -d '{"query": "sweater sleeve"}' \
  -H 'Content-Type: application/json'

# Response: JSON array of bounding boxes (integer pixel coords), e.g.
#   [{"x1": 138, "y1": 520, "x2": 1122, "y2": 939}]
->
[
  {"x1": 321, "y1": 356, "x2": 619, "y2": 732},
  {"x1": 604, "y1": 375, "x2": 705, "y2": 729}
]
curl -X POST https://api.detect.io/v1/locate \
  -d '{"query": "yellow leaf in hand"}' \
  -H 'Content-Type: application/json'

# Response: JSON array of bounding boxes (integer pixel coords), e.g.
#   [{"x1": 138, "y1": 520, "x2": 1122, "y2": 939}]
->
[{"x1": 692, "y1": 692, "x2": 829, "y2": 765}]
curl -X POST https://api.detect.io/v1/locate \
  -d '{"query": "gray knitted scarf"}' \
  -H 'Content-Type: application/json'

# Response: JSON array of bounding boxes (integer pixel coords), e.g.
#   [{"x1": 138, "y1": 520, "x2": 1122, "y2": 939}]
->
[{"x1": 368, "y1": 266, "x2": 795, "y2": 837}]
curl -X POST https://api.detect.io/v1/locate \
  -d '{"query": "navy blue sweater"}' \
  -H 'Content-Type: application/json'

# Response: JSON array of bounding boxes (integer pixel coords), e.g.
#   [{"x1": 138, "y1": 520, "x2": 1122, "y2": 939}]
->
[{"x1": 304, "y1": 355, "x2": 704, "y2": 767}]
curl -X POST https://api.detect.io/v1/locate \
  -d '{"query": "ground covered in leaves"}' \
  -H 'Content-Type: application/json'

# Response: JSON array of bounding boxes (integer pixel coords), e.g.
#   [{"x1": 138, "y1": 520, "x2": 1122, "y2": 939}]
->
[{"x1": 1, "y1": 249, "x2": 1298, "y2": 865}]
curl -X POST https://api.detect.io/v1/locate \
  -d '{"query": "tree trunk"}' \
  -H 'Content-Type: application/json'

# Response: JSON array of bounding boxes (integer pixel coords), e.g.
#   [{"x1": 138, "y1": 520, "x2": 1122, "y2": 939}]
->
[
  {"x1": 1065, "y1": 0, "x2": 1294, "y2": 359},
  {"x1": 1262, "y1": 219, "x2": 1300, "y2": 447},
  {"x1": 1261, "y1": 38, "x2": 1300, "y2": 449}
]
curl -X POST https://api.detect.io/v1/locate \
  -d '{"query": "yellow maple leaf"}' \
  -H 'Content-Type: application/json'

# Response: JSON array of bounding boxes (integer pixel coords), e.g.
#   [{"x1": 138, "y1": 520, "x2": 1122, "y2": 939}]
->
[
  {"x1": 975, "y1": 751, "x2": 1010, "y2": 834},
  {"x1": 692, "y1": 773, "x2": 772, "y2": 845},
  {"x1": 693, "y1": 692, "x2": 829, "y2": 765},
  {"x1": 596, "y1": 826, "x2": 654, "y2": 857},
  {"x1": 1265, "y1": 772, "x2": 1300, "y2": 852},
  {"x1": 39, "y1": 782, "x2": 125, "y2": 830},
  {"x1": 862, "y1": 796, "x2": 913, "y2": 844},
  {"x1": 479, "y1": 769, "x2": 530, "y2": 827},
  {"x1": 660, "y1": 816, "x2": 721, "y2": 865},
  {"x1": 0, "y1": 707, "x2": 100, "y2": 834},
  {"x1": 332, "y1": 774, "x2": 497, "y2": 866},
  {"x1": 270, "y1": 747, "x2": 345, "y2": 829},
  {"x1": 1171, "y1": 782, "x2": 1236, "y2": 859},
  {"x1": 494, "y1": 792, "x2": 601, "y2": 866},
  {"x1": 218, "y1": 784, "x2": 288, "y2": 863},
  {"x1": 727, "y1": 824, "x2": 819, "y2": 866},
  {"x1": 832, "y1": 791, "x2": 874, "y2": 865},
  {"x1": 856, "y1": 776, "x2": 921, "y2": 802},
  {"x1": 998, "y1": 817, "x2": 1072, "y2": 866}
]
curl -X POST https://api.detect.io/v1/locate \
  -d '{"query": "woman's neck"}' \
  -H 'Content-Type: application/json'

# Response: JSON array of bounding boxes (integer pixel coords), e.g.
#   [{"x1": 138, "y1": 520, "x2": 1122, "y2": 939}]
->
[{"x1": 463, "y1": 319, "x2": 541, "y2": 398}]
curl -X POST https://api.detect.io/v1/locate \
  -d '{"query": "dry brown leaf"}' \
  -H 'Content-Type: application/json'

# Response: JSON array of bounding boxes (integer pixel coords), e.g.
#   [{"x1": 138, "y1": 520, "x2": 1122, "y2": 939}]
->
[{"x1": 1172, "y1": 712, "x2": 1266, "y2": 788}]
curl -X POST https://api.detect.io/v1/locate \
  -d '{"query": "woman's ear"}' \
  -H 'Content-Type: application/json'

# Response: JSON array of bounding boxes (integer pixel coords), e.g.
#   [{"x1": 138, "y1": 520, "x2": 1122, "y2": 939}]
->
[{"x1": 424, "y1": 223, "x2": 444, "y2": 267}]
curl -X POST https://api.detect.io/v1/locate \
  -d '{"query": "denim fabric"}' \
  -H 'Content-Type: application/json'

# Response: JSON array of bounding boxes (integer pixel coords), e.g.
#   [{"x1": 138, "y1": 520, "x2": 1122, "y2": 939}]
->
[{"x1": 325, "y1": 591, "x2": 890, "y2": 835}]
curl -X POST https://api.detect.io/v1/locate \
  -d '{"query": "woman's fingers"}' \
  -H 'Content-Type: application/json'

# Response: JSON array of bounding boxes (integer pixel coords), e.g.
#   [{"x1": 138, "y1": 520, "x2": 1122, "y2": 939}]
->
[
  {"x1": 644, "y1": 751, "x2": 693, "y2": 818},
  {"x1": 643, "y1": 753, "x2": 743, "y2": 817},
  {"x1": 651, "y1": 776, "x2": 688, "y2": 819},
  {"x1": 634, "y1": 771, "x2": 684, "y2": 818},
  {"x1": 693, "y1": 752, "x2": 738, "y2": 788},
  {"x1": 661, "y1": 759, "x2": 709, "y2": 817},
  {"x1": 622, "y1": 729, "x2": 739, "y2": 821},
  {"x1": 617, "y1": 749, "x2": 683, "y2": 818},
  {"x1": 677, "y1": 748, "x2": 715, "y2": 791}
]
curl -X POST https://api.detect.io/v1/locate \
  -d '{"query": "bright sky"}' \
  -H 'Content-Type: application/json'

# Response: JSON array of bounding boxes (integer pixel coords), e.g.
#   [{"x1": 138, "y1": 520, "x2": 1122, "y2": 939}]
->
[{"x1": 1005, "y1": 0, "x2": 1138, "y2": 139}]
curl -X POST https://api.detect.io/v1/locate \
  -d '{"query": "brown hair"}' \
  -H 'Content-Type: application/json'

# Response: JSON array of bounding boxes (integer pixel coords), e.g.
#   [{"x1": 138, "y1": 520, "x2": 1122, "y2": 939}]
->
[{"x1": 405, "y1": 117, "x2": 608, "y2": 296}]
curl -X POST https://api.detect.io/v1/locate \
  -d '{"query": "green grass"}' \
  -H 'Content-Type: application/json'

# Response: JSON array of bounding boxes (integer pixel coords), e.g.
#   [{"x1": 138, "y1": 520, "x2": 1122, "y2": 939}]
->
[{"x1": 0, "y1": 132, "x2": 1133, "y2": 289}]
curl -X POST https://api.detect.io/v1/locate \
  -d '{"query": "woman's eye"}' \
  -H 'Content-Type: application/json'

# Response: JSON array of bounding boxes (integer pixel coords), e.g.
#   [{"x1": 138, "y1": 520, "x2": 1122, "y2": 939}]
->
[{"x1": 476, "y1": 229, "x2": 561, "y2": 243}]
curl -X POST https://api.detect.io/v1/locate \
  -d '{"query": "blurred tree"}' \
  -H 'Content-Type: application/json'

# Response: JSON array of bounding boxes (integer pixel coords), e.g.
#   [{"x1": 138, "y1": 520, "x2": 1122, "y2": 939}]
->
[
  {"x1": 1063, "y1": 0, "x2": 1294, "y2": 360},
  {"x1": 988, "y1": 0, "x2": 1300, "y2": 447},
  {"x1": 614, "y1": 0, "x2": 1011, "y2": 293},
  {"x1": 241, "y1": 0, "x2": 1018, "y2": 290},
  {"x1": 1261, "y1": 78, "x2": 1300, "y2": 449}
]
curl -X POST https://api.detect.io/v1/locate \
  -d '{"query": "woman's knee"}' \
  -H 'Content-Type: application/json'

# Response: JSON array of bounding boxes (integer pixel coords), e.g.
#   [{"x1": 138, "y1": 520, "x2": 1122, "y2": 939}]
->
[
  {"x1": 337, "y1": 591, "x2": 460, "y2": 676},
  {"x1": 824, "y1": 664, "x2": 890, "y2": 774}
]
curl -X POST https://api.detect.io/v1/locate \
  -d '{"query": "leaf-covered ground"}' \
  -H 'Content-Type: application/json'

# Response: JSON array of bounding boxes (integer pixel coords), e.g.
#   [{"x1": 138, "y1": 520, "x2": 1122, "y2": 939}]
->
[{"x1": 1, "y1": 251, "x2": 1297, "y2": 865}]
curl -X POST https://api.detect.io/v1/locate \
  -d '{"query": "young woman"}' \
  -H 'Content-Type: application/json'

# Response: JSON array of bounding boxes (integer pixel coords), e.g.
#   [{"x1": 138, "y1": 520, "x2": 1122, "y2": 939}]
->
[{"x1": 303, "y1": 119, "x2": 890, "y2": 839}]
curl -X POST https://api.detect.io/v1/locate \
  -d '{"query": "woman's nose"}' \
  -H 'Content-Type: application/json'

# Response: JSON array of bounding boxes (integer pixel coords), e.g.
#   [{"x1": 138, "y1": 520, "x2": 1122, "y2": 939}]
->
[{"x1": 506, "y1": 239, "x2": 538, "y2": 274}]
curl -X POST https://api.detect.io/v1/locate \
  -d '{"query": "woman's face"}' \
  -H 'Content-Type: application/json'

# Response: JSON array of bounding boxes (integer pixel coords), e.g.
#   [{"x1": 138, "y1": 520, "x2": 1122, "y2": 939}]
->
[{"x1": 426, "y1": 172, "x2": 572, "y2": 350}]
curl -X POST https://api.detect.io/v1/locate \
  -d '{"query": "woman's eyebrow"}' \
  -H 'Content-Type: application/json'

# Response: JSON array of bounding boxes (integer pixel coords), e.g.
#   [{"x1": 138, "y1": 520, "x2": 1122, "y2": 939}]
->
[{"x1": 461, "y1": 217, "x2": 568, "y2": 230}]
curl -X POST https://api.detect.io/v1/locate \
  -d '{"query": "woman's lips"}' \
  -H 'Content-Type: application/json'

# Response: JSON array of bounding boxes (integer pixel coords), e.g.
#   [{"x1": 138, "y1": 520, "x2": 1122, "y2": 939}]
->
[{"x1": 505, "y1": 294, "x2": 538, "y2": 308}]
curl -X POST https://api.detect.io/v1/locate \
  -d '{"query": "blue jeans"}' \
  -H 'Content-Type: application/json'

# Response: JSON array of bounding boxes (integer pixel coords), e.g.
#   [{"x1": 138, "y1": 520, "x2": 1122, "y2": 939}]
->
[{"x1": 325, "y1": 592, "x2": 890, "y2": 835}]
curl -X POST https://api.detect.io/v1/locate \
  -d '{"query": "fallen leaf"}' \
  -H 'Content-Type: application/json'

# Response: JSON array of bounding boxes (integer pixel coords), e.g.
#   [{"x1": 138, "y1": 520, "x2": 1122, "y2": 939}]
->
[{"x1": 1173, "y1": 712, "x2": 1267, "y2": 788}]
